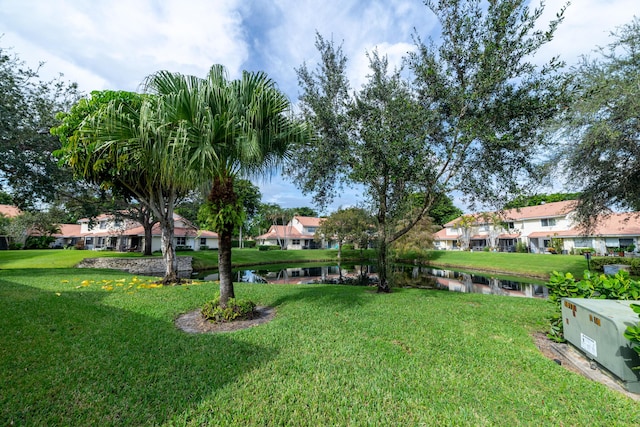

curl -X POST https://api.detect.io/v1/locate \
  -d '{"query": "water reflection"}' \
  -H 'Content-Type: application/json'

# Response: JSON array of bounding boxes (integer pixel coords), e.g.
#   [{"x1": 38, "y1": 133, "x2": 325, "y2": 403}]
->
[
  {"x1": 198, "y1": 264, "x2": 547, "y2": 298},
  {"x1": 399, "y1": 266, "x2": 548, "y2": 298}
]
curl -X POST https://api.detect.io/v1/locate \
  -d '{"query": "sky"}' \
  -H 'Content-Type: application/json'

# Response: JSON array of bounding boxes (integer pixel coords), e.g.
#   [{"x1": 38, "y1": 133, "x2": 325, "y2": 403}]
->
[{"x1": 1, "y1": 0, "x2": 637, "y2": 214}]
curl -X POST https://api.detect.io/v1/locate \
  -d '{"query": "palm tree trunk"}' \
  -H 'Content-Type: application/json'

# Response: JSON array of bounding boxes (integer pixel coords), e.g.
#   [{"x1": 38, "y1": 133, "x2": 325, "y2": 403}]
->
[
  {"x1": 159, "y1": 217, "x2": 179, "y2": 284},
  {"x1": 218, "y1": 223, "x2": 235, "y2": 307}
]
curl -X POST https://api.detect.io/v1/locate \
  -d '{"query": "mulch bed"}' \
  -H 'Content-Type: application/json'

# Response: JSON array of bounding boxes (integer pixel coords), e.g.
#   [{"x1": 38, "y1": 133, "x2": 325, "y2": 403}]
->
[{"x1": 175, "y1": 306, "x2": 276, "y2": 333}]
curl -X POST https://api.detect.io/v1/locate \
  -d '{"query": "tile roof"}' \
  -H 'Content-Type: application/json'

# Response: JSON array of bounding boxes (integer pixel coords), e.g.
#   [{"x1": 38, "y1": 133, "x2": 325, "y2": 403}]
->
[
  {"x1": 54, "y1": 224, "x2": 82, "y2": 237},
  {"x1": 564, "y1": 212, "x2": 640, "y2": 237},
  {"x1": 501, "y1": 200, "x2": 577, "y2": 221},
  {"x1": 294, "y1": 216, "x2": 324, "y2": 227},
  {"x1": 444, "y1": 200, "x2": 578, "y2": 227},
  {"x1": 256, "y1": 225, "x2": 308, "y2": 240},
  {"x1": 0, "y1": 204, "x2": 21, "y2": 218}
]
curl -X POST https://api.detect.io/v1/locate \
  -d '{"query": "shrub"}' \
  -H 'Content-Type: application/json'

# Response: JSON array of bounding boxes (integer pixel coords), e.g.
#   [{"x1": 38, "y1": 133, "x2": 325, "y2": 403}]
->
[
  {"x1": 25, "y1": 236, "x2": 55, "y2": 249},
  {"x1": 258, "y1": 245, "x2": 281, "y2": 251},
  {"x1": 342, "y1": 244, "x2": 355, "y2": 251},
  {"x1": 8, "y1": 242, "x2": 23, "y2": 250},
  {"x1": 623, "y1": 304, "x2": 640, "y2": 366},
  {"x1": 243, "y1": 240, "x2": 257, "y2": 248},
  {"x1": 199, "y1": 245, "x2": 209, "y2": 251},
  {"x1": 175, "y1": 246, "x2": 194, "y2": 252},
  {"x1": 201, "y1": 296, "x2": 257, "y2": 323},
  {"x1": 515, "y1": 241, "x2": 528, "y2": 253},
  {"x1": 590, "y1": 257, "x2": 640, "y2": 276}
]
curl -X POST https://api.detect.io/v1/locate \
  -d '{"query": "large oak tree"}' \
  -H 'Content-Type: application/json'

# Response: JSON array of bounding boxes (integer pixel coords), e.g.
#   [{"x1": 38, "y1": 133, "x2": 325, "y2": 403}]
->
[
  {"x1": 292, "y1": 0, "x2": 569, "y2": 291},
  {"x1": 555, "y1": 17, "x2": 640, "y2": 225}
]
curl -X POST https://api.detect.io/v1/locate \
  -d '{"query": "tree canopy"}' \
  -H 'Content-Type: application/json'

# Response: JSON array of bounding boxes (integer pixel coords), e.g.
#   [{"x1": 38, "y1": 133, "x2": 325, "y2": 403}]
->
[
  {"x1": 292, "y1": 0, "x2": 568, "y2": 291},
  {"x1": 555, "y1": 17, "x2": 640, "y2": 224},
  {"x1": 0, "y1": 45, "x2": 81, "y2": 209},
  {"x1": 502, "y1": 192, "x2": 581, "y2": 209}
]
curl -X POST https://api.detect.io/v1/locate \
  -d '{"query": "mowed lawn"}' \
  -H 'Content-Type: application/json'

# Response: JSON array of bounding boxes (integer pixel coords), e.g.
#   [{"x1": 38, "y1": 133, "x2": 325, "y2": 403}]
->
[
  {"x1": 1, "y1": 249, "x2": 590, "y2": 280},
  {"x1": 1, "y1": 255, "x2": 639, "y2": 425}
]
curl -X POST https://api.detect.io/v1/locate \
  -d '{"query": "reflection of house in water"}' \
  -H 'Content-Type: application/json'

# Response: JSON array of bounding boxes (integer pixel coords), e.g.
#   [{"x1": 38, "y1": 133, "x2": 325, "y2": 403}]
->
[{"x1": 427, "y1": 267, "x2": 547, "y2": 298}]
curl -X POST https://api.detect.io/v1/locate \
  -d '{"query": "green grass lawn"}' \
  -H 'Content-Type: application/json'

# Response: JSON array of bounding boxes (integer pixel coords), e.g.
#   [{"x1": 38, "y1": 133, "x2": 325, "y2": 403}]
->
[
  {"x1": 424, "y1": 250, "x2": 591, "y2": 279},
  {"x1": 1, "y1": 266, "x2": 638, "y2": 425},
  {"x1": 1, "y1": 248, "x2": 588, "y2": 280},
  {"x1": 0, "y1": 249, "x2": 144, "y2": 269}
]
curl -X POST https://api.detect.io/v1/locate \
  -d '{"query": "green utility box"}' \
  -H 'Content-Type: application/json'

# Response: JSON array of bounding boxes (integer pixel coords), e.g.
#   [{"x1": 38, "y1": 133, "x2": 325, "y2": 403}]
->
[{"x1": 561, "y1": 298, "x2": 640, "y2": 393}]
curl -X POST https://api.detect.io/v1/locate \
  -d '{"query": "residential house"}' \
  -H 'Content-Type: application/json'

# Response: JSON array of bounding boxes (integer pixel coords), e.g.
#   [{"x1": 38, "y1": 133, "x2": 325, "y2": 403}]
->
[
  {"x1": 51, "y1": 224, "x2": 83, "y2": 248},
  {"x1": 256, "y1": 216, "x2": 325, "y2": 249},
  {"x1": 0, "y1": 204, "x2": 22, "y2": 249},
  {"x1": 433, "y1": 200, "x2": 640, "y2": 255},
  {"x1": 77, "y1": 213, "x2": 218, "y2": 252}
]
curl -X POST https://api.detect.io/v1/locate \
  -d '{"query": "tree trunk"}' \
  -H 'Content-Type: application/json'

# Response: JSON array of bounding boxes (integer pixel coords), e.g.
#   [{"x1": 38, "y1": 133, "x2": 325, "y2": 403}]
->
[
  {"x1": 143, "y1": 222, "x2": 153, "y2": 256},
  {"x1": 159, "y1": 217, "x2": 179, "y2": 284},
  {"x1": 218, "y1": 223, "x2": 235, "y2": 307},
  {"x1": 377, "y1": 237, "x2": 391, "y2": 293},
  {"x1": 337, "y1": 241, "x2": 343, "y2": 283},
  {"x1": 208, "y1": 175, "x2": 238, "y2": 308}
]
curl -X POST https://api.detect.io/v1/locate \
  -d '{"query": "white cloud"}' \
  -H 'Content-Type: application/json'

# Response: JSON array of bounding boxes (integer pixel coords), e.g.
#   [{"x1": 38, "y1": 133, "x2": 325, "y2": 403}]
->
[
  {"x1": 1, "y1": 0, "x2": 636, "y2": 213},
  {"x1": 536, "y1": 0, "x2": 638, "y2": 67}
]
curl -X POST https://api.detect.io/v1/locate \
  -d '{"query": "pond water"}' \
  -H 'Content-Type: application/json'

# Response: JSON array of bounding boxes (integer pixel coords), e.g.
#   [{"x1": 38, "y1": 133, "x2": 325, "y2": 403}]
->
[{"x1": 197, "y1": 263, "x2": 548, "y2": 298}]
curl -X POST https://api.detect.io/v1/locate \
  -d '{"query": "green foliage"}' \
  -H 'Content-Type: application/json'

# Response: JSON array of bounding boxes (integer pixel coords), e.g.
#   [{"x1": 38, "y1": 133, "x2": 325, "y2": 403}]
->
[
  {"x1": 558, "y1": 18, "x2": 640, "y2": 221},
  {"x1": 623, "y1": 303, "x2": 640, "y2": 363},
  {"x1": 516, "y1": 241, "x2": 528, "y2": 253},
  {"x1": 590, "y1": 257, "x2": 640, "y2": 276},
  {"x1": 427, "y1": 193, "x2": 463, "y2": 226},
  {"x1": 316, "y1": 207, "x2": 374, "y2": 251},
  {"x1": 258, "y1": 245, "x2": 281, "y2": 251},
  {"x1": 198, "y1": 199, "x2": 246, "y2": 234},
  {"x1": 0, "y1": 45, "x2": 81, "y2": 209},
  {"x1": 24, "y1": 236, "x2": 55, "y2": 249},
  {"x1": 201, "y1": 295, "x2": 257, "y2": 323},
  {"x1": 546, "y1": 270, "x2": 640, "y2": 341},
  {"x1": 503, "y1": 193, "x2": 581, "y2": 209}
]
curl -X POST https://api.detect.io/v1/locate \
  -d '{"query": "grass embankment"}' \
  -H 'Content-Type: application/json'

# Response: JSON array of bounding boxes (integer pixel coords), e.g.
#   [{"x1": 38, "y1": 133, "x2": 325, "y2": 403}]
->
[
  {"x1": 1, "y1": 248, "x2": 588, "y2": 281},
  {"x1": 423, "y1": 250, "x2": 590, "y2": 279},
  {"x1": 2, "y1": 267, "x2": 638, "y2": 425},
  {"x1": 194, "y1": 248, "x2": 588, "y2": 279}
]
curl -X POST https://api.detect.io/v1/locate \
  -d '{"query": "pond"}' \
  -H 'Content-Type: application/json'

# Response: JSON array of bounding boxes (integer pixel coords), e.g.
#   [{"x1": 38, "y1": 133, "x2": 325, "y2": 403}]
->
[{"x1": 197, "y1": 263, "x2": 548, "y2": 298}]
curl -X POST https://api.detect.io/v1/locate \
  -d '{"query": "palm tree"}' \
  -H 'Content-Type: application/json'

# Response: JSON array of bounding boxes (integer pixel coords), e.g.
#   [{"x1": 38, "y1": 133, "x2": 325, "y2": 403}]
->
[
  {"x1": 65, "y1": 93, "x2": 195, "y2": 284},
  {"x1": 144, "y1": 65, "x2": 307, "y2": 306}
]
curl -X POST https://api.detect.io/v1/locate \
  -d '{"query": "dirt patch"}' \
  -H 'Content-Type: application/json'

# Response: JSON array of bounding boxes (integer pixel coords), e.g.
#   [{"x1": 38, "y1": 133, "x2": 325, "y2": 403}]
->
[
  {"x1": 533, "y1": 332, "x2": 584, "y2": 376},
  {"x1": 175, "y1": 306, "x2": 276, "y2": 334},
  {"x1": 533, "y1": 332, "x2": 640, "y2": 400}
]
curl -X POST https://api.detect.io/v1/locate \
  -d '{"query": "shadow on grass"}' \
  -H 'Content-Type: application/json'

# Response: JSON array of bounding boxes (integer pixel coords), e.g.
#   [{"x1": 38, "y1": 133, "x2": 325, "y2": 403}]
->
[
  {"x1": 0, "y1": 279, "x2": 276, "y2": 426},
  {"x1": 269, "y1": 283, "x2": 372, "y2": 311}
]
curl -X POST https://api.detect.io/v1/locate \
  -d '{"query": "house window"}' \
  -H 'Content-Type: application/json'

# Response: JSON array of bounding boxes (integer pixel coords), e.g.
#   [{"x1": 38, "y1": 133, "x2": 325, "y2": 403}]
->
[
  {"x1": 200, "y1": 238, "x2": 207, "y2": 245},
  {"x1": 85, "y1": 237, "x2": 93, "y2": 245},
  {"x1": 292, "y1": 239, "x2": 301, "y2": 245},
  {"x1": 306, "y1": 227, "x2": 316, "y2": 233},
  {"x1": 541, "y1": 218, "x2": 556, "y2": 227},
  {"x1": 543, "y1": 239, "x2": 551, "y2": 248},
  {"x1": 574, "y1": 238, "x2": 590, "y2": 247},
  {"x1": 507, "y1": 222, "x2": 515, "y2": 230},
  {"x1": 99, "y1": 221, "x2": 107, "y2": 229},
  {"x1": 619, "y1": 238, "x2": 634, "y2": 248},
  {"x1": 176, "y1": 237, "x2": 186, "y2": 246}
]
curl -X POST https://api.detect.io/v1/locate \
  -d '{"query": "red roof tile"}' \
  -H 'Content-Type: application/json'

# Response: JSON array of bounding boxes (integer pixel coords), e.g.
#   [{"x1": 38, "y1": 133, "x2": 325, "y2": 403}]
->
[{"x1": 0, "y1": 204, "x2": 21, "y2": 218}]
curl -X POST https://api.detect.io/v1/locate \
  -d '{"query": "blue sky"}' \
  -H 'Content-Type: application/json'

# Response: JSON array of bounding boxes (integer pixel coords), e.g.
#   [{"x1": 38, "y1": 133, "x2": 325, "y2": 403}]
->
[{"x1": 0, "y1": 0, "x2": 637, "y2": 213}]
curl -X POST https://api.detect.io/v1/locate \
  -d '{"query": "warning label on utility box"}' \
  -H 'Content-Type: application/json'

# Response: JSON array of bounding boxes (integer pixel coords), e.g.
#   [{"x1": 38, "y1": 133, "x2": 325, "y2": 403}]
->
[{"x1": 580, "y1": 333, "x2": 597, "y2": 357}]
